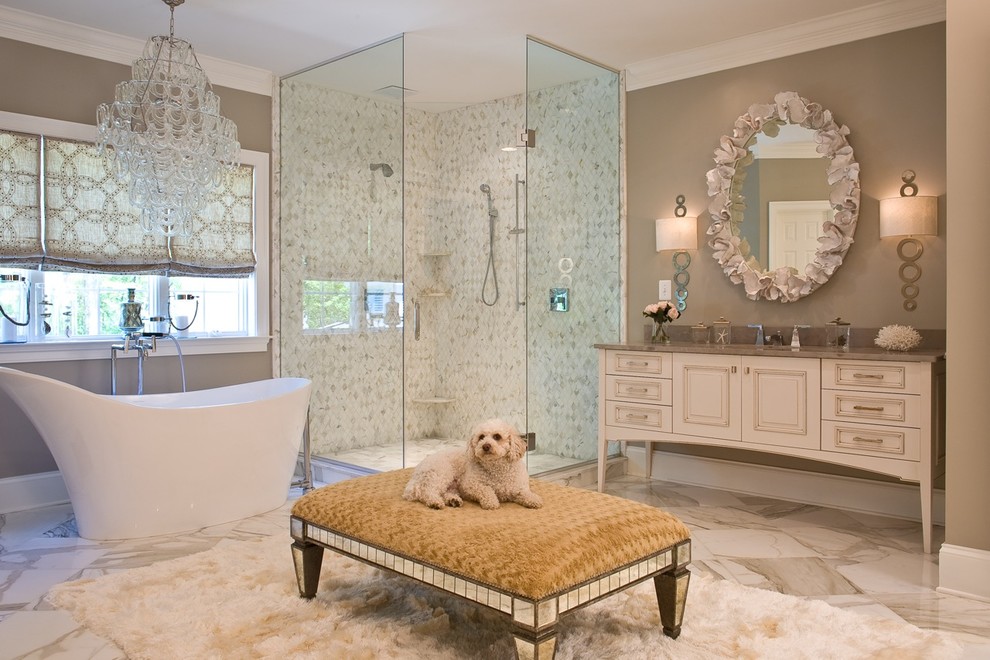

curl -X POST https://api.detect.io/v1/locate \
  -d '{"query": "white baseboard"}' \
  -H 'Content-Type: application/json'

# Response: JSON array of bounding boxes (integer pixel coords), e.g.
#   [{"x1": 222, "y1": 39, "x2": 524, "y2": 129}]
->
[
  {"x1": 627, "y1": 446, "x2": 945, "y2": 524},
  {"x1": 938, "y1": 544, "x2": 990, "y2": 602},
  {"x1": 0, "y1": 471, "x2": 68, "y2": 514}
]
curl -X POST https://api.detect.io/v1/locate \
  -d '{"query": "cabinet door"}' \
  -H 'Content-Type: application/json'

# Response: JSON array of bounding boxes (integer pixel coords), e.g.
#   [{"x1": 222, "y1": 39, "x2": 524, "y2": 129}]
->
[
  {"x1": 673, "y1": 353, "x2": 741, "y2": 441},
  {"x1": 742, "y1": 356, "x2": 821, "y2": 450}
]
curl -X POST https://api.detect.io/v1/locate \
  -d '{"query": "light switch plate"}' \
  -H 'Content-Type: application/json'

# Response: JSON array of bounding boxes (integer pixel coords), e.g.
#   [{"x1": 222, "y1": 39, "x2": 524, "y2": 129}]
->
[{"x1": 659, "y1": 280, "x2": 672, "y2": 300}]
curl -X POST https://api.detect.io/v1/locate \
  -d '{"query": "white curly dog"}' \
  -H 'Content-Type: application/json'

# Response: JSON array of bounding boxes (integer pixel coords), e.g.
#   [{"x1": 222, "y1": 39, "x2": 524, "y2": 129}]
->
[{"x1": 403, "y1": 418, "x2": 543, "y2": 510}]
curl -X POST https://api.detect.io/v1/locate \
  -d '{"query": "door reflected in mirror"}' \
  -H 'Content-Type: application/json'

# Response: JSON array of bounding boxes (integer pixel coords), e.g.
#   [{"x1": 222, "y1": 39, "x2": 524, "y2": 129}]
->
[{"x1": 706, "y1": 91, "x2": 860, "y2": 302}]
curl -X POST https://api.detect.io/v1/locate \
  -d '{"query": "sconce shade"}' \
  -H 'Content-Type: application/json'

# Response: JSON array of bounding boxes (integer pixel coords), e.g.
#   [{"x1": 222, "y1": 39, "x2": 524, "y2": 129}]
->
[
  {"x1": 879, "y1": 196, "x2": 937, "y2": 238},
  {"x1": 655, "y1": 216, "x2": 698, "y2": 252}
]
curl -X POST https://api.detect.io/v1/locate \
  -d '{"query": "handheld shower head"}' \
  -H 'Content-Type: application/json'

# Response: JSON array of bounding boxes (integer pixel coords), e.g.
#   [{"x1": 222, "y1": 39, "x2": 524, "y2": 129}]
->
[{"x1": 480, "y1": 183, "x2": 497, "y2": 219}]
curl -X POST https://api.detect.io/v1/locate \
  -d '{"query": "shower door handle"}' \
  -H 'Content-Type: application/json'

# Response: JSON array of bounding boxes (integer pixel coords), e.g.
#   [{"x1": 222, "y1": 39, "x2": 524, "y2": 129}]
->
[{"x1": 413, "y1": 299, "x2": 420, "y2": 341}]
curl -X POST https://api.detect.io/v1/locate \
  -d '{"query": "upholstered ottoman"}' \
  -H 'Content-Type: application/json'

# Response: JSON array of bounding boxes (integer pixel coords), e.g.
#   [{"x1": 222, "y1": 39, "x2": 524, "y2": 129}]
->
[{"x1": 290, "y1": 469, "x2": 691, "y2": 659}]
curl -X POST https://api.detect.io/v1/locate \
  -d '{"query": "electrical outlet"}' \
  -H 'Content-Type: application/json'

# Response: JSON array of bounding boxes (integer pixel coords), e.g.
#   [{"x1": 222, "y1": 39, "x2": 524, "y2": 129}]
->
[{"x1": 658, "y1": 280, "x2": 672, "y2": 300}]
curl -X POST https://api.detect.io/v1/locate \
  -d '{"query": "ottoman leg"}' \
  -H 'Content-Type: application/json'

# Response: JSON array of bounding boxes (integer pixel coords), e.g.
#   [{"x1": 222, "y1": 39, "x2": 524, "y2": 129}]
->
[
  {"x1": 512, "y1": 627, "x2": 558, "y2": 660},
  {"x1": 291, "y1": 540, "x2": 324, "y2": 598},
  {"x1": 654, "y1": 567, "x2": 690, "y2": 639}
]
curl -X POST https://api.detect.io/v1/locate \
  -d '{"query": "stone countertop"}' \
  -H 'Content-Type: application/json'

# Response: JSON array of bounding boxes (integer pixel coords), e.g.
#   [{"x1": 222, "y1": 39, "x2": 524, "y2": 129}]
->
[{"x1": 594, "y1": 342, "x2": 945, "y2": 363}]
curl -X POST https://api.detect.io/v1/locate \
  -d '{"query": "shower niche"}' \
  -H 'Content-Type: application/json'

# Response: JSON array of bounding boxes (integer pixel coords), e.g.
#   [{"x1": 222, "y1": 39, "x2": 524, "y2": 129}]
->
[{"x1": 278, "y1": 35, "x2": 621, "y2": 478}]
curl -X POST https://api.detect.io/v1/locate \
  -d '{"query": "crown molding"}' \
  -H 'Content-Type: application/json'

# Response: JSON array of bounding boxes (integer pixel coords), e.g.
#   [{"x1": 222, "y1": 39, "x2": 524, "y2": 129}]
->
[
  {"x1": 626, "y1": 0, "x2": 946, "y2": 91},
  {"x1": 0, "y1": 5, "x2": 274, "y2": 96}
]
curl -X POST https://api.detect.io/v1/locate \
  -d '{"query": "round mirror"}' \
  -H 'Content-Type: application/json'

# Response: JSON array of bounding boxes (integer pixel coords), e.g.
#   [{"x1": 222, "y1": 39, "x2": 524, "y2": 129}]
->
[{"x1": 705, "y1": 91, "x2": 860, "y2": 302}]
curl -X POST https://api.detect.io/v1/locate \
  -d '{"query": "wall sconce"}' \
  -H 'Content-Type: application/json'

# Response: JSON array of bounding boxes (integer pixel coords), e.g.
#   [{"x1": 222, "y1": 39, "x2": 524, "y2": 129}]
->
[
  {"x1": 879, "y1": 170, "x2": 937, "y2": 312},
  {"x1": 655, "y1": 195, "x2": 698, "y2": 312}
]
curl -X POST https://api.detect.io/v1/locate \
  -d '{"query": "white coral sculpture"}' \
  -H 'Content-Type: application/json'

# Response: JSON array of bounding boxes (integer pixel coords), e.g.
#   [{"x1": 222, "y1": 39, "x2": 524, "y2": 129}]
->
[{"x1": 874, "y1": 325, "x2": 922, "y2": 351}]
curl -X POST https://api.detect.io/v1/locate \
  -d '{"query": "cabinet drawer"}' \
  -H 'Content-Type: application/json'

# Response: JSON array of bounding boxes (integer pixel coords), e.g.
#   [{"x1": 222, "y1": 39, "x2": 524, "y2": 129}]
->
[
  {"x1": 822, "y1": 360, "x2": 921, "y2": 395},
  {"x1": 821, "y1": 421, "x2": 920, "y2": 461},
  {"x1": 607, "y1": 350, "x2": 671, "y2": 378},
  {"x1": 605, "y1": 375, "x2": 672, "y2": 405},
  {"x1": 605, "y1": 401, "x2": 670, "y2": 432},
  {"x1": 823, "y1": 390, "x2": 919, "y2": 427}
]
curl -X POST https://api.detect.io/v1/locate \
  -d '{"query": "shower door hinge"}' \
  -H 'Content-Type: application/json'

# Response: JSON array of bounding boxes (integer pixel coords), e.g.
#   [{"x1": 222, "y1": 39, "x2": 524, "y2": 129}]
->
[
  {"x1": 526, "y1": 432, "x2": 536, "y2": 452},
  {"x1": 520, "y1": 129, "x2": 536, "y2": 149}
]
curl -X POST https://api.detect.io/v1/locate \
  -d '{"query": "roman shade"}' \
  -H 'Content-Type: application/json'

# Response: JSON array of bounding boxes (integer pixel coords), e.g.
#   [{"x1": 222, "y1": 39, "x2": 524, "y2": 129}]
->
[
  {"x1": 0, "y1": 130, "x2": 256, "y2": 277},
  {"x1": 0, "y1": 131, "x2": 43, "y2": 267}
]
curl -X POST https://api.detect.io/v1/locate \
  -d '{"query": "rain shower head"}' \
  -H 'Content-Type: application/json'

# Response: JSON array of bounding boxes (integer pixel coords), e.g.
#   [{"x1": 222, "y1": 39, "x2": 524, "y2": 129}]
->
[
  {"x1": 370, "y1": 163, "x2": 394, "y2": 178},
  {"x1": 480, "y1": 183, "x2": 491, "y2": 194}
]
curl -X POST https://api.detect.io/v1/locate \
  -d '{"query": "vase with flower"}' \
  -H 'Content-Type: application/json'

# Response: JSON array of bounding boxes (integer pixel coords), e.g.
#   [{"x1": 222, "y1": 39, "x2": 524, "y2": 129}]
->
[{"x1": 643, "y1": 300, "x2": 679, "y2": 344}]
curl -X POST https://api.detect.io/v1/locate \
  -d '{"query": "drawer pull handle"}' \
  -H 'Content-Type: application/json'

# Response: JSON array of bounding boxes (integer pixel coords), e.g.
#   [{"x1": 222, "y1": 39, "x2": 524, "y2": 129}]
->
[
  {"x1": 626, "y1": 387, "x2": 649, "y2": 393},
  {"x1": 852, "y1": 436, "x2": 884, "y2": 444},
  {"x1": 852, "y1": 405, "x2": 885, "y2": 412},
  {"x1": 852, "y1": 373, "x2": 884, "y2": 380},
  {"x1": 626, "y1": 413, "x2": 650, "y2": 420},
  {"x1": 624, "y1": 361, "x2": 650, "y2": 367}
]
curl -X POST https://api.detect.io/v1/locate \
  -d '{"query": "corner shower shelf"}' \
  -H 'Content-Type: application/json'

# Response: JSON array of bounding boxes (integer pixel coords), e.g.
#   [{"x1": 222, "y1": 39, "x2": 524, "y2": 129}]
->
[
  {"x1": 411, "y1": 396, "x2": 456, "y2": 404},
  {"x1": 420, "y1": 251, "x2": 452, "y2": 258},
  {"x1": 420, "y1": 289, "x2": 451, "y2": 297}
]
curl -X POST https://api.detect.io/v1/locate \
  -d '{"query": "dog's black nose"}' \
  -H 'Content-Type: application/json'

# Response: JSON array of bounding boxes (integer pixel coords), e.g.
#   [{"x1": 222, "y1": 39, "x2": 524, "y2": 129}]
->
[{"x1": 482, "y1": 443, "x2": 492, "y2": 452}]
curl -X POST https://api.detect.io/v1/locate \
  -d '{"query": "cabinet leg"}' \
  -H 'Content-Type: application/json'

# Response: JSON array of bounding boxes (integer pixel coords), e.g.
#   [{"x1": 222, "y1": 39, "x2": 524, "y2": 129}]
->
[
  {"x1": 921, "y1": 473, "x2": 933, "y2": 554},
  {"x1": 645, "y1": 441, "x2": 653, "y2": 480}
]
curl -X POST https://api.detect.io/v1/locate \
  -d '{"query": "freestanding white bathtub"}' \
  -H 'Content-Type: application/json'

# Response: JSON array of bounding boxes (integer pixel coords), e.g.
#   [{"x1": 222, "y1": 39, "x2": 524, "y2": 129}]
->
[{"x1": 0, "y1": 366, "x2": 312, "y2": 540}]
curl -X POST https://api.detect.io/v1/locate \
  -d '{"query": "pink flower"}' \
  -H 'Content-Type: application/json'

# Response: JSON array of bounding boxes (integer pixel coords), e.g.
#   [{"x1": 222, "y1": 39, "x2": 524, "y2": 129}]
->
[{"x1": 642, "y1": 301, "x2": 679, "y2": 323}]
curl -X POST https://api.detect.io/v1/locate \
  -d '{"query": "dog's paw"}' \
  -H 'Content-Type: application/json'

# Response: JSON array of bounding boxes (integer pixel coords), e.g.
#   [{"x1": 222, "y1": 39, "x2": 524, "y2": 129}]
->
[
  {"x1": 479, "y1": 498, "x2": 500, "y2": 510},
  {"x1": 517, "y1": 493, "x2": 544, "y2": 508},
  {"x1": 444, "y1": 494, "x2": 463, "y2": 507}
]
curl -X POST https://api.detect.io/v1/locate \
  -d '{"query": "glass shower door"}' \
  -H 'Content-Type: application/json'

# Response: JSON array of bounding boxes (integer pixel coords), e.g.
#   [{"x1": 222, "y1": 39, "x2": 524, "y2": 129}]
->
[
  {"x1": 278, "y1": 37, "x2": 405, "y2": 473},
  {"x1": 524, "y1": 38, "x2": 622, "y2": 474}
]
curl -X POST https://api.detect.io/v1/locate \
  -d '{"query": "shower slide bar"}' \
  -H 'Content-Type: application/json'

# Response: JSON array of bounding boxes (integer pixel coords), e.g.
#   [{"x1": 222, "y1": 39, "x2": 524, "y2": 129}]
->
[{"x1": 511, "y1": 173, "x2": 527, "y2": 310}]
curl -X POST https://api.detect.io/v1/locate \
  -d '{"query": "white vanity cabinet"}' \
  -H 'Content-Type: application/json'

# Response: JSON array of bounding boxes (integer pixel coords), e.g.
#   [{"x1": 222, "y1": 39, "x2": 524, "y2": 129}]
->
[
  {"x1": 603, "y1": 350, "x2": 673, "y2": 433},
  {"x1": 672, "y1": 353, "x2": 741, "y2": 441},
  {"x1": 670, "y1": 353, "x2": 820, "y2": 450},
  {"x1": 742, "y1": 356, "x2": 821, "y2": 451},
  {"x1": 597, "y1": 345, "x2": 945, "y2": 553}
]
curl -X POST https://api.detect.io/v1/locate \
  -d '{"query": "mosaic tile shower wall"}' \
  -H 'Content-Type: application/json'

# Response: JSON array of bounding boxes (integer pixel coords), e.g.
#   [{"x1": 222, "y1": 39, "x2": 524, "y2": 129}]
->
[
  {"x1": 405, "y1": 74, "x2": 620, "y2": 459},
  {"x1": 279, "y1": 80, "x2": 404, "y2": 455},
  {"x1": 524, "y1": 74, "x2": 621, "y2": 460},
  {"x1": 403, "y1": 96, "x2": 528, "y2": 445},
  {"x1": 279, "y1": 69, "x2": 619, "y2": 464}
]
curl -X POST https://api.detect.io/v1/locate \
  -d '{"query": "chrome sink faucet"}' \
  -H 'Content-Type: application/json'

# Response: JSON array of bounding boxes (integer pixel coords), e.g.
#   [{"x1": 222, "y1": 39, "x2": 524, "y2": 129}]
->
[{"x1": 747, "y1": 323, "x2": 764, "y2": 346}]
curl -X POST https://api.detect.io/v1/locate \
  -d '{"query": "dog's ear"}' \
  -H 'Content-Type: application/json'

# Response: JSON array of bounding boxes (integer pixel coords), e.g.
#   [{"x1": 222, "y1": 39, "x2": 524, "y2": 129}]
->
[{"x1": 507, "y1": 429, "x2": 527, "y2": 460}]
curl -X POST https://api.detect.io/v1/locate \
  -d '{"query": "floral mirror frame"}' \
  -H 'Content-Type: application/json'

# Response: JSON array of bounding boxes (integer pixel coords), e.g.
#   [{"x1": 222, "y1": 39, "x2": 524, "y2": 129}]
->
[{"x1": 705, "y1": 91, "x2": 860, "y2": 302}]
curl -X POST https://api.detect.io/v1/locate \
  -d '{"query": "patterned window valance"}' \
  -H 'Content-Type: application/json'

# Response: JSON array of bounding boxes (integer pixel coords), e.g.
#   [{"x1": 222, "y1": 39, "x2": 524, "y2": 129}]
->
[{"x1": 0, "y1": 130, "x2": 256, "y2": 277}]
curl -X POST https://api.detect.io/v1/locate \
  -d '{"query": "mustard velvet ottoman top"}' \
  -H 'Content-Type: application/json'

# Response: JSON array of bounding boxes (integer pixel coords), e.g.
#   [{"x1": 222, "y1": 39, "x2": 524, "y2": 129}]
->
[{"x1": 292, "y1": 469, "x2": 691, "y2": 600}]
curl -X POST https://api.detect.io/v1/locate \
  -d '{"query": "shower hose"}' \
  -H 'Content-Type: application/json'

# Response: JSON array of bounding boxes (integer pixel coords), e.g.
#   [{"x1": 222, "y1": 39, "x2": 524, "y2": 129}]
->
[{"x1": 482, "y1": 212, "x2": 499, "y2": 306}]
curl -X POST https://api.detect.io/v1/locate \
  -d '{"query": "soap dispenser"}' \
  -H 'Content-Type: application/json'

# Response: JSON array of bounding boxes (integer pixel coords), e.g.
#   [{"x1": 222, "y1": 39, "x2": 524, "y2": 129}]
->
[{"x1": 790, "y1": 325, "x2": 810, "y2": 351}]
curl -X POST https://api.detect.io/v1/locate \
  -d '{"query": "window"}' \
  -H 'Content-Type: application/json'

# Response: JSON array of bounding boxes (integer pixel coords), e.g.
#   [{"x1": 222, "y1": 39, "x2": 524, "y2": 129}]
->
[
  {"x1": 0, "y1": 111, "x2": 269, "y2": 358},
  {"x1": 302, "y1": 280, "x2": 403, "y2": 334}
]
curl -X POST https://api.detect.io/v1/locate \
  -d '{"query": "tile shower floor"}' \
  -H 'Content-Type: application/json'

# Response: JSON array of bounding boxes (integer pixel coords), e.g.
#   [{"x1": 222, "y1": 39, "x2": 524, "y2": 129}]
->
[
  {"x1": 1, "y1": 474, "x2": 989, "y2": 658},
  {"x1": 321, "y1": 437, "x2": 588, "y2": 474}
]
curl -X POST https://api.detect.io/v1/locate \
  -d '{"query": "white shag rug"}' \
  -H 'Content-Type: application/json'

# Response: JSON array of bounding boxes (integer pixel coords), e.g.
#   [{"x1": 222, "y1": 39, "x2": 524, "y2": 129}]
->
[{"x1": 48, "y1": 536, "x2": 961, "y2": 660}]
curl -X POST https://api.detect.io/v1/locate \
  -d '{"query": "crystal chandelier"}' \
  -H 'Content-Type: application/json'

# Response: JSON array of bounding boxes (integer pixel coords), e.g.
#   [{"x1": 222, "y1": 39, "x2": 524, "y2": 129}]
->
[{"x1": 97, "y1": 0, "x2": 240, "y2": 237}]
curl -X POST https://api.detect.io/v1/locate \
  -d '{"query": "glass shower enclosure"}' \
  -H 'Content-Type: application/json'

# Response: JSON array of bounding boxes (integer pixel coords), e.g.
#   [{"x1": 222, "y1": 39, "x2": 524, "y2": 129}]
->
[{"x1": 278, "y1": 35, "x2": 620, "y2": 479}]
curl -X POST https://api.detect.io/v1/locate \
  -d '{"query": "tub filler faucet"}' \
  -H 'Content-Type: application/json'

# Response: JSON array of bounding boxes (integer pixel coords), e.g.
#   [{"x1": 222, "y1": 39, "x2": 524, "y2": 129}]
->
[{"x1": 110, "y1": 333, "x2": 157, "y2": 395}]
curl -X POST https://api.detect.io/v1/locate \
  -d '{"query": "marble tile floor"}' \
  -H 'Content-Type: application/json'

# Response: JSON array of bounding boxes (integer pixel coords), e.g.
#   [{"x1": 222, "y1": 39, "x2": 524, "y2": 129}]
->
[
  {"x1": 2, "y1": 475, "x2": 989, "y2": 658},
  {"x1": 319, "y1": 436, "x2": 588, "y2": 475}
]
